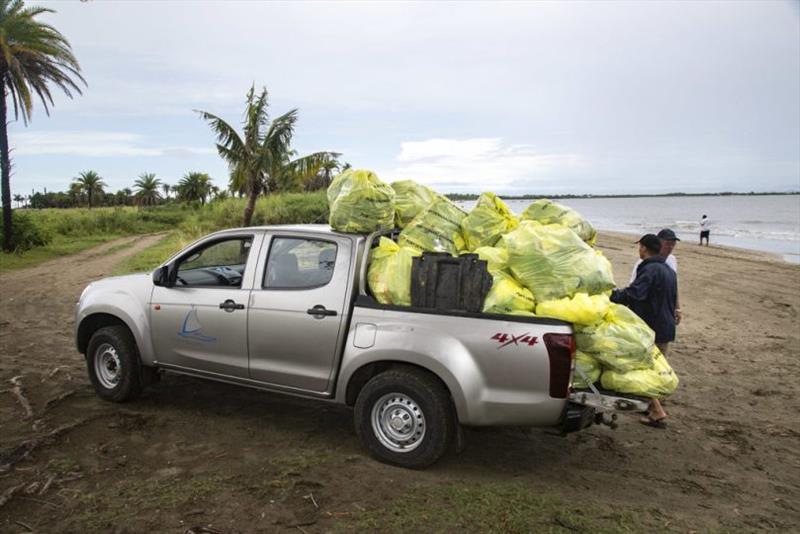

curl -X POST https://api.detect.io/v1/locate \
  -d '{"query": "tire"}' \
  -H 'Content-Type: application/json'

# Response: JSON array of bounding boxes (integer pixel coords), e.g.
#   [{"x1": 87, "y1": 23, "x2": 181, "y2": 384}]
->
[
  {"x1": 86, "y1": 325, "x2": 143, "y2": 402},
  {"x1": 354, "y1": 366, "x2": 455, "y2": 468}
]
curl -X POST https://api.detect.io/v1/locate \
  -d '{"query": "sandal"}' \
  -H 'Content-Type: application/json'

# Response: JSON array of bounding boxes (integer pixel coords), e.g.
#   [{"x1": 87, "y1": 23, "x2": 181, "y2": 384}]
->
[{"x1": 639, "y1": 415, "x2": 667, "y2": 429}]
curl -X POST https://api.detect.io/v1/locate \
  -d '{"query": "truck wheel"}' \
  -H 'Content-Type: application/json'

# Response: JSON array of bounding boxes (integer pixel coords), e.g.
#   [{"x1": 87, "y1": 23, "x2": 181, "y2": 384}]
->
[
  {"x1": 354, "y1": 367, "x2": 454, "y2": 468},
  {"x1": 86, "y1": 326, "x2": 143, "y2": 402}
]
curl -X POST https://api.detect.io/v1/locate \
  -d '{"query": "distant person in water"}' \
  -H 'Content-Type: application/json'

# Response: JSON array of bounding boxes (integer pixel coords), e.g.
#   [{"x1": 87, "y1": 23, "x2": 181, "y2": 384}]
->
[{"x1": 700, "y1": 215, "x2": 711, "y2": 246}]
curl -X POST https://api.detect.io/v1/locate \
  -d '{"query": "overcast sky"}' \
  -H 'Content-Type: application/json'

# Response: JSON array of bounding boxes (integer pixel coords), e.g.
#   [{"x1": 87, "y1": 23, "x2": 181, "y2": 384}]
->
[{"x1": 9, "y1": 0, "x2": 800, "y2": 196}]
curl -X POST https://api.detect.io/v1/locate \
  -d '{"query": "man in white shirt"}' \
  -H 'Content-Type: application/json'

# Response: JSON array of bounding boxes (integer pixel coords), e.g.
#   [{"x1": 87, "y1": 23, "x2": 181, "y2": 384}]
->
[
  {"x1": 700, "y1": 215, "x2": 711, "y2": 246},
  {"x1": 629, "y1": 228, "x2": 681, "y2": 324}
]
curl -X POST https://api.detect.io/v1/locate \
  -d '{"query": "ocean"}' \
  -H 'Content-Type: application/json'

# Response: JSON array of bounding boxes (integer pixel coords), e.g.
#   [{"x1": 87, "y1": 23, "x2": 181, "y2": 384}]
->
[{"x1": 457, "y1": 194, "x2": 800, "y2": 263}]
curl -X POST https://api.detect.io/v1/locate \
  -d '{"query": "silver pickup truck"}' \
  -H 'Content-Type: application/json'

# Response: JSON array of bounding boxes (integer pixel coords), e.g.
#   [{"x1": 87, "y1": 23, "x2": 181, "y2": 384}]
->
[{"x1": 76, "y1": 224, "x2": 646, "y2": 467}]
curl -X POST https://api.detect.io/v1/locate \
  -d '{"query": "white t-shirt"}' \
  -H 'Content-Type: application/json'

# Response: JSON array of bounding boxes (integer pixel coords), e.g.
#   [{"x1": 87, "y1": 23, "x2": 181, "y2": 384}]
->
[
  {"x1": 629, "y1": 254, "x2": 678, "y2": 285},
  {"x1": 700, "y1": 218, "x2": 711, "y2": 231}
]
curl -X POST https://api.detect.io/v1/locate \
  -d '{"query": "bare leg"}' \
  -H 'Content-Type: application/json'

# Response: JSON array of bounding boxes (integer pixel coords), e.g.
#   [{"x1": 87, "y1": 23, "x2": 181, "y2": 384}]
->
[{"x1": 649, "y1": 399, "x2": 667, "y2": 420}]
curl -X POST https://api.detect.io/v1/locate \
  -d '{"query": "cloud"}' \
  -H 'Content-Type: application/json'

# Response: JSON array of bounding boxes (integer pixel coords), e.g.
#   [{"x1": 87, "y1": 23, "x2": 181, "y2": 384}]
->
[
  {"x1": 387, "y1": 138, "x2": 585, "y2": 193},
  {"x1": 13, "y1": 131, "x2": 215, "y2": 158}
]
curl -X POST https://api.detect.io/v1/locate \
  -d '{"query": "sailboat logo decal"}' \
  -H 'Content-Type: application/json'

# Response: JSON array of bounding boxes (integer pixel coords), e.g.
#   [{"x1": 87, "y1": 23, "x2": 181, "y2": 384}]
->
[{"x1": 178, "y1": 306, "x2": 217, "y2": 342}]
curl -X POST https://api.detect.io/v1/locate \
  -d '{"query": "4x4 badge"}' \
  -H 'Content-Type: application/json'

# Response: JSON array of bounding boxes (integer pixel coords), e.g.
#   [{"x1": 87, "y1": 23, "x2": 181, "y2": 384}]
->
[{"x1": 491, "y1": 332, "x2": 538, "y2": 349}]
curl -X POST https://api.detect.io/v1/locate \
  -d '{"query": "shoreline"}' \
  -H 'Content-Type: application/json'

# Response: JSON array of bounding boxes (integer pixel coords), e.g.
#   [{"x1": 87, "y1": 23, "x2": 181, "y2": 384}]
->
[{"x1": 600, "y1": 229, "x2": 793, "y2": 264}]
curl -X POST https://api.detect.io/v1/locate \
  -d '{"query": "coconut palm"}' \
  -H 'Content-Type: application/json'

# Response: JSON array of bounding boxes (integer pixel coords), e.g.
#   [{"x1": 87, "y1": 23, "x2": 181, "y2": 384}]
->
[
  {"x1": 175, "y1": 172, "x2": 213, "y2": 205},
  {"x1": 161, "y1": 182, "x2": 171, "y2": 200},
  {"x1": 12, "y1": 193, "x2": 22, "y2": 207},
  {"x1": 305, "y1": 155, "x2": 341, "y2": 191},
  {"x1": 133, "y1": 172, "x2": 162, "y2": 206},
  {"x1": 67, "y1": 181, "x2": 83, "y2": 206},
  {"x1": 73, "y1": 170, "x2": 106, "y2": 208},
  {"x1": 1, "y1": 0, "x2": 85, "y2": 251},
  {"x1": 197, "y1": 85, "x2": 338, "y2": 226}
]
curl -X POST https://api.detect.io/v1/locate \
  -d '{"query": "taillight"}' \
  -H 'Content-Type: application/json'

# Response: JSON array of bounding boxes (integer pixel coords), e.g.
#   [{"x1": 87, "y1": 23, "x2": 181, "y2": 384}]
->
[{"x1": 543, "y1": 333, "x2": 575, "y2": 399}]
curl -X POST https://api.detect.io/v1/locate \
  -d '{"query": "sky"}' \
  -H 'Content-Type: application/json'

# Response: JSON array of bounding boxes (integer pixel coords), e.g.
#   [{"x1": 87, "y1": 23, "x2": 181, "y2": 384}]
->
[{"x1": 8, "y1": 0, "x2": 800, "y2": 196}]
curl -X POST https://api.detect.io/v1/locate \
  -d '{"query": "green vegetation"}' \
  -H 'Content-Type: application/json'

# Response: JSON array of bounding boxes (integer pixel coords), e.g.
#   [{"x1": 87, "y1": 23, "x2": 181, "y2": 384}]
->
[
  {"x1": 112, "y1": 191, "x2": 328, "y2": 274},
  {"x1": 1, "y1": 191, "x2": 328, "y2": 272},
  {"x1": 111, "y1": 232, "x2": 186, "y2": 275},
  {"x1": 197, "y1": 84, "x2": 338, "y2": 226},
  {"x1": 1, "y1": 0, "x2": 86, "y2": 251},
  {"x1": 344, "y1": 482, "x2": 657, "y2": 533}
]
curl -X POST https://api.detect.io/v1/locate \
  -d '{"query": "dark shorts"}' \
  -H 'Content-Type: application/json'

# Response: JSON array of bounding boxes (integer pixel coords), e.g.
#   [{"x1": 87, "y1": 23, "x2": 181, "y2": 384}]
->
[{"x1": 700, "y1": 230, "x2": 710, "y2": 238}]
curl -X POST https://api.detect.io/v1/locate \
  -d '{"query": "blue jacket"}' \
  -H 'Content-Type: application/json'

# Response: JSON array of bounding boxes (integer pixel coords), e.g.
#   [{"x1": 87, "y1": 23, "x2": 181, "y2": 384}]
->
[{"x1": 610, "y1": 256, "x2": 677, "y2": 343}]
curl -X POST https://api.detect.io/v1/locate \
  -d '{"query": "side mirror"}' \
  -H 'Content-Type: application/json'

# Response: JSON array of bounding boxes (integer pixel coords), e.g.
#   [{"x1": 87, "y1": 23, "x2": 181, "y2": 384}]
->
[{"x1": 152, "y1": 265, "x2": 170, "y2": 287}]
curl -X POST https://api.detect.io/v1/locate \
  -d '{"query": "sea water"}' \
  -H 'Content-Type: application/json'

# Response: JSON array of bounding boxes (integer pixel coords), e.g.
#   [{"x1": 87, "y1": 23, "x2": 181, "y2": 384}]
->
[{"x1": 458, "y1": 195, "x2": 800, "y2": 263}]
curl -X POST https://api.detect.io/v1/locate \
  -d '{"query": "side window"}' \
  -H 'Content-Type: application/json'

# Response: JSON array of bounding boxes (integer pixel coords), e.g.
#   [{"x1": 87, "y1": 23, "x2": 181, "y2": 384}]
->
[
  {"x1": 264, "y1": 237, "x2": 338, "y2": 289},
  {"x1": 176, "y1": 237, "x2": 253, "y2": 288}
]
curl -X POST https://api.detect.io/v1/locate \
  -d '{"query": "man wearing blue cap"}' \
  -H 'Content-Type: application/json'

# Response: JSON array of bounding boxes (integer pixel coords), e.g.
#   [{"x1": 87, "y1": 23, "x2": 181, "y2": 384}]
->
[
  {"x1": 629, "y1": 228, "x2": 681, "y2": 325},
  {"x1": 611, "y1": 233, "x2": 678, "y2": 428}
]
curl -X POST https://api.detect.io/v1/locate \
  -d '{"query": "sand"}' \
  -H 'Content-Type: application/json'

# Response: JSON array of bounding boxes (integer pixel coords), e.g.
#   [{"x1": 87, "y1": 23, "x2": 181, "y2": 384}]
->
[{"x1": 0, "y1": 231, "x2": 798, "y2": 531}]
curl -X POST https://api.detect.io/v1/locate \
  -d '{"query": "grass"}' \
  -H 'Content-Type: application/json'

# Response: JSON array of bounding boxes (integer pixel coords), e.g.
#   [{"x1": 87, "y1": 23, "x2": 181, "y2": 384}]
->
[
  {"x1": 71, "y1": 474, "x2": 227, "y2": 532},
  {"x1": 111, "y1": 232, "x2": 186, "y2": 275},
  {"x1": 1, "y1": 192, "x2": 330, "y2": 273},
  {"x1": 342, "y1": 482, "x2": 658, "y2": 533},
  {"x1": 0, "y1": 233, "x2": 124, "y2": 271}
]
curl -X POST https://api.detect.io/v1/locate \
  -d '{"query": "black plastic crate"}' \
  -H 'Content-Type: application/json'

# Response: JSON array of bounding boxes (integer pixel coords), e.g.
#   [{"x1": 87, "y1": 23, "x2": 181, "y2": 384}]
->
[{"x1": 410, "y1": 252, "x2": 493, "y2": 313}]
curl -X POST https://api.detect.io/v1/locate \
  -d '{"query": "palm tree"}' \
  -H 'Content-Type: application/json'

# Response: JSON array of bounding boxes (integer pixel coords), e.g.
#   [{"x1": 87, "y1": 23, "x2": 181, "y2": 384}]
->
[
  {"x1": 12, "y1": 193, "x2": 22, "y2": 207},
  {"x1": 67, "y1": 181, "x2": 83, "y2": 206},
  {"x1": 161, "y1": 182, "x2": 171, "y2": 200},
  {"x1": 175, "y1": 171, "x2": 213, "y2": 205},
  {"x1": 73, "y1": 170, "x2": 106, "y2": 208},
  {"x1": 197, "y1": 85, "x2": 338, "y2": 226},
  {"x1": 1, "y1": 0, "x2": 85, "y2": 251},
  {"x1": 305, "y1": 155, "x2": 341, "y2": 191},
  {"x1": 133, "y1": 172, "x2": 162, "y2": 206}
]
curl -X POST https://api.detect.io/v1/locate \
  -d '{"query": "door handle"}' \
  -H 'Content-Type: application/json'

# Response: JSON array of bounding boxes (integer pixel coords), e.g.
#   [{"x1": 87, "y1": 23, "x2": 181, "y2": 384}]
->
[
  {"x1": 219, "y1": 299, "x2": 245, "y2": 312},
  {"x1": 307, "y1": 305, "x2": 337, "y2": 317}
]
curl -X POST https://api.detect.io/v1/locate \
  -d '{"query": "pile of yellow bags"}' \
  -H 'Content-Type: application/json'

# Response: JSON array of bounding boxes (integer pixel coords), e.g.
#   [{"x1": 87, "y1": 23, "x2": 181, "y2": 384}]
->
[
  {"x1": 328, "y1": 169, "x2": 395, "y2": 233},
  {"x1": 461, "y1": 192, "x2": 519, "y2": 250},
  {"x1": 398, "y1": 195, "x2": 467, "y2": 255},
  {"x1": 522, "y1": 198, "x2": 597, "y2": 245},
  {"x1": 501, "y1": 221, "x2": 615, "y2": 302},
  {"x1": 392, "y1": 180, "x2": 437, "y2": 229},
  {"x1": 367, "y1": 237, "x2": 420, "y2": 306},
  {"x1": 326, "y1": 175, "x2": 679, "y2": 399}
]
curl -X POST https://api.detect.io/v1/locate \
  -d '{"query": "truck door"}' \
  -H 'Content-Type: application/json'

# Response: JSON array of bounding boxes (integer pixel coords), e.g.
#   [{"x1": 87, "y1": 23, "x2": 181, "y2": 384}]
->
[
  {"x1": 150, "y1": 233, "x2": 260, "y2": 378},
  {"x1": 247, "y1": 234, "x2": 352, "y2": 392}
]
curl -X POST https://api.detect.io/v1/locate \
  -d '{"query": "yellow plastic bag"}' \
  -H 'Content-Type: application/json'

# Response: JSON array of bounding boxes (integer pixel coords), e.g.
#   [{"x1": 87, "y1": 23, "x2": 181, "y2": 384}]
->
[
  {"x1": 521, "y1": 199, "x2": 597, "y2": 245},
  {"x1": 398, "y1": 195, "x2": 467, "y2": 255},
  {"x1": 535, "y1": 293, "x2": 610, "y2": 326},
  {"x1": 482, "y1": 272, "x2": 536, "y2": 315},
  {"x1": 391, "y1": 180, "x2": 437, "y2": 229},
  {"x1": 575, "y1": 304, "x2": 655, "y2": 372},
  {"x1": 501, "y1": 221, "x2": 615, "y2": 302},
  {"x1": 601, "y1": 346, "x2": 679, "y2": 399},
  {"x1": 327, "y1": 169, "x2": 395, "y2": 233},
  {"x1": 367, "y1": 237, "x2": 420, "y2": 306},
  {"x1": 572, "y1": 351, "x2": 601, "y2": 389},
  {"x1": 461, "y1": 192, "x2": 519, "y2": 251},
  {"x1": 473, "y1": 246, "x2": 509, "y2": 274}
]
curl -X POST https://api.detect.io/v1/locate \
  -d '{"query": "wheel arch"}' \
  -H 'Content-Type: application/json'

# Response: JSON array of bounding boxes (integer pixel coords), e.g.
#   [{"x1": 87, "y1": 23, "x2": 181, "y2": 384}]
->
[
  {"x1": 77, "y1": 313, "x2": 135, "y2": 355},
  {"x1": 344, "y1": 360, "x2": 462, "y2": 422}
]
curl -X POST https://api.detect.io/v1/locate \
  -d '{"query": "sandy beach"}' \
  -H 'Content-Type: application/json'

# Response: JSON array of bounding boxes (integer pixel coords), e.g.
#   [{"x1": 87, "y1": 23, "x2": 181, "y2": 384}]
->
[{"x1": 0, "y1": 232, "x2": 799, "y2": 531}]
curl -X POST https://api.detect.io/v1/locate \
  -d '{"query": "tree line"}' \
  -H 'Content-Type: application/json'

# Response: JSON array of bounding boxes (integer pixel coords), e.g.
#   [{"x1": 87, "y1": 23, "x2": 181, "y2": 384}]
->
[
  {"x1": 16, "y1": 156, "x2": 350, "y2": 210},
  {"x1": 1, "y1": 1, "x2": 351, "y2": 250}
]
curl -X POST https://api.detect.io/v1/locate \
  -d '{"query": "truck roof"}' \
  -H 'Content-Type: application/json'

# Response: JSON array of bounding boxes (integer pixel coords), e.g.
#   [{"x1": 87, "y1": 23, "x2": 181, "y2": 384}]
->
[{"x1": 216, "y1": 224, "x2": 366, "y2": 239}]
